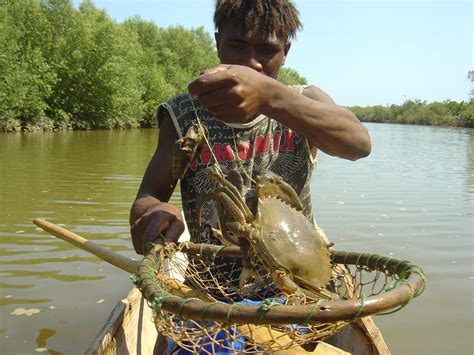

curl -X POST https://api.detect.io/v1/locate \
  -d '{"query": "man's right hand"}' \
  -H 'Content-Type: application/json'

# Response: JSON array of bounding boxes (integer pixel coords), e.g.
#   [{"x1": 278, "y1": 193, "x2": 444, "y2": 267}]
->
[{"x1": 130, "y1": 201, "x2": 185, "y2": 255}]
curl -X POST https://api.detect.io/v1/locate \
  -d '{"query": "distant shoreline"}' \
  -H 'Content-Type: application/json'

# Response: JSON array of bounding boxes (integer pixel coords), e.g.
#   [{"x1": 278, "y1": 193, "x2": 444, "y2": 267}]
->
[
  {"x1": 349, "y1": 99, "x2": 473, "y2": 128},
  {"x1": 1, "y1": 104, "x2": 472, "y2": 133}
]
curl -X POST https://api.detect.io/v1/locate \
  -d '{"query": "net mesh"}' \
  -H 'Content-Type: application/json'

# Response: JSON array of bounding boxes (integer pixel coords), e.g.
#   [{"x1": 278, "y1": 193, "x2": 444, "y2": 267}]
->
[{"x1": 134, "y1": 242, "x2": 425, "y2": 353}]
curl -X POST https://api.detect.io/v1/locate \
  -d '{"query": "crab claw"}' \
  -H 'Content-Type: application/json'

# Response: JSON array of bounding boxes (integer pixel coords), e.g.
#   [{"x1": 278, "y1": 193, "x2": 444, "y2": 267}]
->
[{"x1": 239, "y1": 266, "x2": 262, "y2": 289}]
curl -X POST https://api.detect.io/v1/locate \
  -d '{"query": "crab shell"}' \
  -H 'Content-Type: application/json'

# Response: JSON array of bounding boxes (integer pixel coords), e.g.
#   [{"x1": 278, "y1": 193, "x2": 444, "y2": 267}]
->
[{"x1": 250, "y1": 187, "x2": 333, "y2": 293}]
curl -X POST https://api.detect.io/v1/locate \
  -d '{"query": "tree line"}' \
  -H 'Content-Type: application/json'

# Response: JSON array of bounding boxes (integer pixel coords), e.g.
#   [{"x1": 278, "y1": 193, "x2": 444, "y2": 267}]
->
[
  {"x1": 350, "y1": 99, "x2": 473, "y2": 128},
  {"x1": 0, "y1": 0, "x2": 471, "y2": 132},
  {"x1": 0, "y1": 0, "x2": 307, "y2": 132}
]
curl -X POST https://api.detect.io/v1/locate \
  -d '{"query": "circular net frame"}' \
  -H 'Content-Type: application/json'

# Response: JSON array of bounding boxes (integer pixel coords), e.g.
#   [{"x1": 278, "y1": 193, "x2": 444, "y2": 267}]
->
[{"x1": 133, "y1": 242, "x2": 425, "y2": 354}]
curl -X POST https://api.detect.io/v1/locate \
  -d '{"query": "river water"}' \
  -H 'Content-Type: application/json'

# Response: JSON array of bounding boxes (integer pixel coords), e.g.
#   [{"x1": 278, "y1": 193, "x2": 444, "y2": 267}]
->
[{"x1": 0, "y1": 123, "x2": 472, "y2": 354}]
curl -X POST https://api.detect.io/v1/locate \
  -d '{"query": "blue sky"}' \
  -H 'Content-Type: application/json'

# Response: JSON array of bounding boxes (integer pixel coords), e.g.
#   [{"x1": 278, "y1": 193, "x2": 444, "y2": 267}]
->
[{"x1": 73, "y1": 1, "x2": 472, "y2": 106}]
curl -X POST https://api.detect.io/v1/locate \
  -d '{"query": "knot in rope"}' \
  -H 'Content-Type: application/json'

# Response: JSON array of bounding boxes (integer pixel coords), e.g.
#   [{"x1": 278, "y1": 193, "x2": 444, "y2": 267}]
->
[
  {"x1": 152, "y1": 295, "x2": 174, "y2": 312},
  {"x1": 257, "y1": 299, "x2": 282, "y2": 321},
  {"x1": 130, "y1": 274, "x2": 140, "y2": 286}
]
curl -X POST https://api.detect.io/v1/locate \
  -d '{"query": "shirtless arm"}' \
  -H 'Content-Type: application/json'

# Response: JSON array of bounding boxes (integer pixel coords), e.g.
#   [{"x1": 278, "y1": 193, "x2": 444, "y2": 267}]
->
[{"x1": 129, "y1": 111, "x2": 185, "y2": 255}]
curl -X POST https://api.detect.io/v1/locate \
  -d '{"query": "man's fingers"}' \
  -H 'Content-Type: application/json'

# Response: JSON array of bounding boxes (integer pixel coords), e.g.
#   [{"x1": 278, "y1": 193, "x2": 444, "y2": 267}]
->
[
  {"x1": 142, "y1": 217, "x2": 169, "y2": 251},
  {"x1": 200, "y1": 65, "x2": 230, "y2": 76},
  {"x1": 188, "y1": 69, "x2": 234, "y2": 96},
  {"x1": 163, "y1": 219, "x2": 185, "y2": 242},
  {"x1": 198, "y1": 85, "x2": 242, "y2": 108}
]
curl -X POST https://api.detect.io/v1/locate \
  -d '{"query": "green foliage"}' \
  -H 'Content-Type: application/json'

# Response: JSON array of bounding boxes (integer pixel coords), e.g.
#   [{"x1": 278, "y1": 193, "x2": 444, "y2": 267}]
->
[
  {"x1": 123, "y1": 19, "x2": 218, "y2": 126},
  {"x1": 0, "y1": 0, "x2": 56, "y2": 131},
  {"x1": 350, "y1": 99, "x2": 474, "y2": 128},
  {"x1": 278, "y1": 67, "x2": 308, "y2": 85},
  {"x1": 0, "y1": 0, "x2": 219, "y2": 131}
]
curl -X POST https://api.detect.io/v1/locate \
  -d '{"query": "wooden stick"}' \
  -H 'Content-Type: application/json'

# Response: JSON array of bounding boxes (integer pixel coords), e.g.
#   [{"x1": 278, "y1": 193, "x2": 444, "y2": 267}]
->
[
  {"x1": 33, "y1": 218, "x2": 139, "y2": 273},
  {"x1": 33, "y1": 218, "x2": 210, "y2": 300}
]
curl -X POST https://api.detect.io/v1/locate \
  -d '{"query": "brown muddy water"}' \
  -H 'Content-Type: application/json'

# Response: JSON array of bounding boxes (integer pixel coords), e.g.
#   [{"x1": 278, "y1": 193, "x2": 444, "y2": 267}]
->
[{"x1": 0, "y1": 124, "x2": 472, "y2": 354}]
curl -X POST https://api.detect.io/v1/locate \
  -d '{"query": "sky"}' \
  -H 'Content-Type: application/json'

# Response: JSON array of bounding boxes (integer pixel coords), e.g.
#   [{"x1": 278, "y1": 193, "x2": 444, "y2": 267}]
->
[{"x1": 72, "y1": 0, "x2": 472, "y2": 106}]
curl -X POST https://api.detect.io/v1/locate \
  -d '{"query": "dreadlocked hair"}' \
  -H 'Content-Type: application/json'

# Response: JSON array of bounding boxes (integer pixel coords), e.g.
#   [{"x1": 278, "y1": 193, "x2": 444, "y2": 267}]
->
[{"x1": 214, "y1": 0, "x2": 302, "y2": 41}]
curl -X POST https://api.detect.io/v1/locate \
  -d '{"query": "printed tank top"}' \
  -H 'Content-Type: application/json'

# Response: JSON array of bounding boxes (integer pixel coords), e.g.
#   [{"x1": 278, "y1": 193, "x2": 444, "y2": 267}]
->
[
  {"x1": 158, "y1": 85, "x2": 317, "y2": 242},
  {"x1": 158, "y1": 85, "x2": 324, "y2": 298}
]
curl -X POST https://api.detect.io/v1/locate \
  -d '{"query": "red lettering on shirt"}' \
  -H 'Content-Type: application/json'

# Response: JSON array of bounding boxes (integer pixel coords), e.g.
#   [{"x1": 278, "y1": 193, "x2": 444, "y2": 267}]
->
[
  {"x1": 281, "y1": 129, "x2": 295, "y2": 152},
  {"x1": 201, "y1": 144, "x2": 211, "y2": 165},
  {"x1": 254, "y1": 133, "x2": 271, "y2": 155},
  {"x1": 273, "y1": 131, "x2": 282, "y2": 152},
  {"x1": 213, "y1": 143, "x2": 234, "y2": 162},
  {"x1": 238, "y1": 142, "x2": 252, "y2": 160}
]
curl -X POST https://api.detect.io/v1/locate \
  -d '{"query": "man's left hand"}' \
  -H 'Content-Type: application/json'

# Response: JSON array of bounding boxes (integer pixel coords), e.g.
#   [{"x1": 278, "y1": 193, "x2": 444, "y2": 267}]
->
[{"x1": 188, "y1": 65, "x2": 270, "y2": 123}]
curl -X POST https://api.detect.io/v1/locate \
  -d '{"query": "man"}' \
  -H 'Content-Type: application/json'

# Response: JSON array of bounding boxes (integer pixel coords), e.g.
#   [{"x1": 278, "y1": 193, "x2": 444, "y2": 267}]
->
[
  {"x1": 130, "y1": 0, "x2": 371, "y2": 257},
  {"x1": 131, "y1": 1, "x2": 376, "y2": 352}
]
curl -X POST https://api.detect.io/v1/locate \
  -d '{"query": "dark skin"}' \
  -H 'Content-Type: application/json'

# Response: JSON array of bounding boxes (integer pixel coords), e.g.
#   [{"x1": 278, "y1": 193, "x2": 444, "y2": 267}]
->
[{"x1": 130, "y1": 21, "x2": 371, "y2": 254}]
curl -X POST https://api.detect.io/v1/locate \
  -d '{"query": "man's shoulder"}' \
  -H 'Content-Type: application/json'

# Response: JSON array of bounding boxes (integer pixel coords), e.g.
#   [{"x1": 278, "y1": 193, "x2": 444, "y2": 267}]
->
[
  {"x1": 161, "y1": 92, "x2": 192, "y2": 107},
  {"x1": 288, "y1": 84, "x2": 309, "y2": 93},
  {"x1": 299, "y1": 85, "x2": 335, "y2": 104}
]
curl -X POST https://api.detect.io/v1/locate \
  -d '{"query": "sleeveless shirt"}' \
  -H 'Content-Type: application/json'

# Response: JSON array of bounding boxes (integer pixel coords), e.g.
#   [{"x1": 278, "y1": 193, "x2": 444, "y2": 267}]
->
[{"x1": 158, "y1": 85, "x2": 323, "y2": 297}]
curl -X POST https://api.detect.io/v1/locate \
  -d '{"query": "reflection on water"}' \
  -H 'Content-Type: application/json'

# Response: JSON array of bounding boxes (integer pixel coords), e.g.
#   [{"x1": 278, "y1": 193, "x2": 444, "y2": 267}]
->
[
  {"x1": 0, "y1": 125, "x2": 472, "y2": 354},
  {"x1": 1, "y1": 269, "x2": 104, "y2": 284},
  {"x1": 35, "y1": 328, "x2": 61, "y2": 355},
  {"x1": 1, "y1": 298, "x2": 50, "y2": 307}
]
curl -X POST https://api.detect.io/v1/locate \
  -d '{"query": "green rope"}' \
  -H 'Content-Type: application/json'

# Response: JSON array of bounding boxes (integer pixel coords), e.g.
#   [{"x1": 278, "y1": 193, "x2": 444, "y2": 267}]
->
[
  {"x1": 352, "y1": 293, "x2": 366, "y2": 321},
  {"x1": 372, "y1": 254, "x2": 385, "y2": 270},
  {"x1": 212, "y1": 246, "x2": 226, "y2": 264},
  {"x1": 152, "y1": 295, "x2": 175, "y2": 312},
  {"x1": 199, "y1": 243, "x2": 205, "y2": 255},
  {"x1": 226, "y1": 303, "x2": 236, "y2": 324},
  {"x1": 178, "y1": 298, "x2": 201, "y2": 319},
  {"x1": 382, "y1": 256, "x2": 392, "y2": 271},
  {"x1": 257, "y1": 299, "x2": 282, "y2": 322},
  {"x1": 364, "y1": 254, "x2": 374, "y2": 270},
  {"x1": 355, "y1": 253, "x2": 365, "y2": 268},
  {"x1": 200, "y1": 301, "x2": 224, "y2": 321},
  {"x1": 409, "y1": 269, "x2": 426, "y2": 295},
  {"x1": 379, "y1": 279, "x2": 415, "y2": 315},
  {"x1": 303, "y1": 298, "x2": 326, "y2": 324},
  {"x1": 130, "y1": 274, "x2": 140, "y2": 286}
]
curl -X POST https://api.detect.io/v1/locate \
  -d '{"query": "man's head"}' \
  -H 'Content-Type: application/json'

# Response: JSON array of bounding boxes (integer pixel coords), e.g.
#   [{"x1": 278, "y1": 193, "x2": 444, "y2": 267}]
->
[
  {"x1": 214, "y1": 0, "x2": 302, "y2": 43},
  {"x1": 213, "y1": 0, "x2": 302, "y2": 78}
]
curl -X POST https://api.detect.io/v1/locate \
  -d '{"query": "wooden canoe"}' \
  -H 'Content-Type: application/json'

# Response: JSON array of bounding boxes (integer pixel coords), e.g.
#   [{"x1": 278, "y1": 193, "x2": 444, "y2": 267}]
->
[{"x1": 86, "y1": 287, "x2": 390, "y2": 355}]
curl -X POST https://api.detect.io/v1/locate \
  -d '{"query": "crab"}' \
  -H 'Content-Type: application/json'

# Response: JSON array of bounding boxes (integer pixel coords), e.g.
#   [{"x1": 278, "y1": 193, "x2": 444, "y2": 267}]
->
[
  {"x1": 172, "y1": 124, "x2": 204, "y2": 181},
  {"x1": 198, "y1": 169, "x2": 335, "y2": 300}
]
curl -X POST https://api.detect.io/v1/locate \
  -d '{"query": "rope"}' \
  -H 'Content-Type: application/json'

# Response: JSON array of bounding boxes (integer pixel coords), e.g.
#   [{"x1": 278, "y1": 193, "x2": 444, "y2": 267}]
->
[
  {"x1": 379, "y1": 279, "x2": 415, "y2": 315},
  {"x1": 303, "y1": 298, "x2": 326, "y2": 324},
  {"x1": 130, "y1": 274, "x2": 140, "y2": 286},
  {"x1": 257, "y1": 299, "x2": 282, "y2": 322},
  {"x1": 212, "y1": 246, "x2": 227, "y2": 264},
  {"x1": 226, "y1": 303, "x2": 236, "y2": 324},
  {"x1": 190, "y1": 96, "x2": 225, "y2": 178},
  {"x1": 178, "y1": 298, "x2": 201, "y2": 319},
  {"x1": 231, "y1": 126, "x2": 256, "y2": 185},
  {"x1": 152, "y1": 295, "x2": 175, "y2": 312},
  {"x1": 200, "y1": 301, "x2": 225, "y2": 321},
  {"x1": 352, "y1": 293, "x2": 366, "y2": 321}
]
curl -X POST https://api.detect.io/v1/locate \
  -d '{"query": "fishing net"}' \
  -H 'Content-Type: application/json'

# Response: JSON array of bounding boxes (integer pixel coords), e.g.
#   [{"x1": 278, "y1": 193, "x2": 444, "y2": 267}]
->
[{"x1": 132, "y1": 242, "x2": 425, "y2": 353}]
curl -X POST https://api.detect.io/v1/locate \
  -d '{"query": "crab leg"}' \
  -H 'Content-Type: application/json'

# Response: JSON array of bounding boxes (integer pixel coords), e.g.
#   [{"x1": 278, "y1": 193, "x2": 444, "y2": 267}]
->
[
  {"x1": 205, "y1": 170, "x2": 253, "y2": 219},
  {"x1": 197, "y1": 189, "x2": 251, "y2": 247},
  {"x1": 197, "y1": 188, "x2": 248, "y2": 225},
  {"x1": 273, "y1": 269, "x2": 338, "y2": 301}
]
